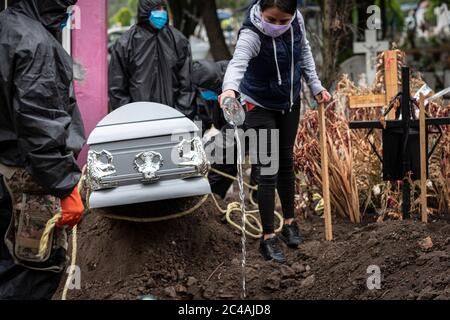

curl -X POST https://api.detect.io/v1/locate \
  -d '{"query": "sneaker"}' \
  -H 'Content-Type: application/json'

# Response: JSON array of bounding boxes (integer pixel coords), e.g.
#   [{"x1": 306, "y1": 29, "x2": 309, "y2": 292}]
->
[
  {"x1": 280, "y1": 223, "x2": 303, "y2": 248},
  {"x1": 259, "y1": 236, "x2": 286, "y2": 264}
]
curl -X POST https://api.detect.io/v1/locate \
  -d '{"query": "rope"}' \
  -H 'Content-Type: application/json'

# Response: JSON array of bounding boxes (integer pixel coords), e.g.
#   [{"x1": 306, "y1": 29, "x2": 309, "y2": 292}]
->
[
  {"x1": 210, "y1": 167, "x2": 258, "y2": 190},
  {"x1": 38, "y1": 213, "x2": 62, "y2": 259},
  {"x1": 61, "y1": 166, "x2": 86, "y2": 300},
  {"x1": 97, "y1": 194, "x2": 209, "y2": 223},
  {"x1": 209, "y1": 169, "x2": 284, "y2": 239},
  {"x1": 61, "y1": 225, "x2": 77, "y2": 300},
  {"x1": 60, "y1": 167, "x2": 284, "y2": 299}
]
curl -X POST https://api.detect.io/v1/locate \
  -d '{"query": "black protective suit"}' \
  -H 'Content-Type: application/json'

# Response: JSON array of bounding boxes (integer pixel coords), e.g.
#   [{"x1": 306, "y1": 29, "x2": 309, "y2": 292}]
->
[
  {"x1": 0, "y1": 0, "x2": 85, "y2": 199},
  {"x1": 192, "y1": 60, "x2": 229, "y2": 133},
  {"x1": 0, "y1": 0, "x2": 84, "y2": 299},
  {"x1": 109, "y1": 0, "x2": 196, "y2": 119}
]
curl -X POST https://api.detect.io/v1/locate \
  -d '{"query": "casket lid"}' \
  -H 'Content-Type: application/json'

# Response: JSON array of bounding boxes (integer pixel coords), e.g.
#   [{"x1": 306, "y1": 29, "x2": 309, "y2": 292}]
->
[
  {"x1": 88, "y1": 102, "x2": 199, "y2": 145},
  {"x1": 98, "y1": 102, "x2": 184, "y2": 127}
]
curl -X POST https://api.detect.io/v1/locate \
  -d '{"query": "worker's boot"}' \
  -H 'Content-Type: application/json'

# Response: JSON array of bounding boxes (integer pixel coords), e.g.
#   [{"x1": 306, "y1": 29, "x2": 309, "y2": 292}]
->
[
  {"x1": 280, "y1": 222, "x2": 303, "y2": 248},
  {"x1": 259, "y1": 236, "x2": 286, "y2": 264}
]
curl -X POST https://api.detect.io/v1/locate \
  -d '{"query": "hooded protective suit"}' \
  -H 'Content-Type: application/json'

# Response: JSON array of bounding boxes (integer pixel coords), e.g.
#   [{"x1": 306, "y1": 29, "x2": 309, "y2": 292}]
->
[
  {"x1": 0, "y1": 0, "x2": 85, "y2": 199},
  {"x1": 0, "y1": 0, "x2": 84, "y2": 300},
  {"x1": 109, "y1": 0, "x2": 196, "y2": 119},
  {"x1": 192, "y1": 60, "x2": 229, "y2": 132}
]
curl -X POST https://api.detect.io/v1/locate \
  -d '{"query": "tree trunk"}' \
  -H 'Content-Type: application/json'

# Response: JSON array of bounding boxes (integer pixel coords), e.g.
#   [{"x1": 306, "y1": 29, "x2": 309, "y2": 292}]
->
[
  {"x1": 168, "y1": 0, "x2": 202, "y2": 37},
  {"x1": 201, "y1": 0, "x2": 231, "y2": 61},
  {"x1": 168, "y1": 0, "x2": 231, "y2": 61},
  {"x1": 319, "y1": 0, "x2": 354, "y2": 89}
]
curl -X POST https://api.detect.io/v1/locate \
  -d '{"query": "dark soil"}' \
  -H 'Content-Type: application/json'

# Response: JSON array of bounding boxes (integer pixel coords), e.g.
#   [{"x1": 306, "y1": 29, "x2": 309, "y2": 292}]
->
[{"x1": 55, "y1": 196, "x2": 450, "y2": 300}]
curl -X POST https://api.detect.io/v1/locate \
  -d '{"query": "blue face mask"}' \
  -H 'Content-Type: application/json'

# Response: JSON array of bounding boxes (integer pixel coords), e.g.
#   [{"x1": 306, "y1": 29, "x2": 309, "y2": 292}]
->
[
  {"x1": 149, "y1": 10, "x2": 168, "y2": 30},
  {"x1": 200, "y1": 90, "x2": 219, "y2": 101}
]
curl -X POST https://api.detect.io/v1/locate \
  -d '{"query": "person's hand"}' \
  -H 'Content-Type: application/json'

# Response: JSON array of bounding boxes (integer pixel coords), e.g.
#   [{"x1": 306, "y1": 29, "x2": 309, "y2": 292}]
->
[
  {"x1": 219, "y1": 90, "x2": 236, "y2": 109},
  {"x1": 57, "y1": 185, "x2": 85, "y2": 229},
  {"x1": 315, "y1": 90, "x2": 332, "y2": 104}
]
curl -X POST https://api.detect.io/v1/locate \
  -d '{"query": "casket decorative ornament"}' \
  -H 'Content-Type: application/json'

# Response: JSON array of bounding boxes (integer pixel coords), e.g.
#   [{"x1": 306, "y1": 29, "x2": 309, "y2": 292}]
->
[
  {"x1": 134, "y1": 151, "x2": 163, "y2": 183},
  {"x1": 87, "y1": 150, "x2": 117, "y2": 191},
  {"x1": 177, "y1": 136, "x2": 210, "y2": 177}
]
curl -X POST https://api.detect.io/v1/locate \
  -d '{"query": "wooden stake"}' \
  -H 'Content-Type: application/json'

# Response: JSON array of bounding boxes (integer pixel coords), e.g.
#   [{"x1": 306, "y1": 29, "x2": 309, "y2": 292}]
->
[
  {"x1": 419, "y1": 94, "x2": 428, "y2": 223},
  {"x1": 383, "y1": 50, "x2": 400, "y2": 120},
  {"x1": 318, "y1": 103, "x2": 333, "y2": 241}
]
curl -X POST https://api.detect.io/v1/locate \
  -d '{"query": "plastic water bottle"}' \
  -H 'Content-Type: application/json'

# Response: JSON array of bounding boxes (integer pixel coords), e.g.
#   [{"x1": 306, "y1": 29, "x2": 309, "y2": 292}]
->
[{"x1": 222, "y1": 96, "x2": 245, "y2": 127}]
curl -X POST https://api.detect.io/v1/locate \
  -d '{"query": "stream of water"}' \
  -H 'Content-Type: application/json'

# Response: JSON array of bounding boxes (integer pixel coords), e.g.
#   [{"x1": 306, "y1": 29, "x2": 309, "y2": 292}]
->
[
  {"x1": 234, "y1": 128, "x2": 247, "y2": 299},
  {"x1": 222, "y1": 97, "x2": 247, "y2": 299}
]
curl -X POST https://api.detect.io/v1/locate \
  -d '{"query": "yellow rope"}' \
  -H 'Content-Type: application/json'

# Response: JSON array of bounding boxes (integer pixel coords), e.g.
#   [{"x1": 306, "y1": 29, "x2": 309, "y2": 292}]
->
[
  {"x1": 97, "y1": 194, "x2": 209, "y2": 222},
  {"x1": 210, "y1": 167, "x2": 258, "y2": 190},
  {"x1": 211, "y1": 193, "x2": 283, "y2": 239},
  {"x1": 208, "y1": 170, "x2": 284, "y2": 239},
  {"x1": 61, "y1": 166, "x2": 86, "y2": 300},
  {"x1": 38, "y1": 212, "x2": 62, "y2": 259},
  {"x1": 61, "y1": 225, "x2": 77, "y2": 300}
]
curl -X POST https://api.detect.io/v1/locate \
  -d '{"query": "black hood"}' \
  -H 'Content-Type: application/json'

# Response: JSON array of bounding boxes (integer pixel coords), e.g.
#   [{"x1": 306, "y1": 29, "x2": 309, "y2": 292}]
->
[
  {"x1": 137, "y1": 0, "x2": 167, "y2": 24},
  {"x1": 0, "y1": 0, "x2": 86, "y2": 198},
  {"x1": 10, "y1": 0, "x2": 77, "y2": 32},
  {"x1": 192, "y1": 60, "x2": 229, "y2": 93}
]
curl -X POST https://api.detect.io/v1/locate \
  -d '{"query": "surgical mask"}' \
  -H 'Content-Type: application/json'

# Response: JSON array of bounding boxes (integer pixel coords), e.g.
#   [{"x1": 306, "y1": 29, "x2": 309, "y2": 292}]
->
[
  {"x1": 200, "y1": 90, "x2": 218, "y2": 101},
  {"x1": 149, "y1": 10, "x2": 168, "y2": 30},
  {"x1": 261, "y1": 16, "x2": 294, "y2": 38}
]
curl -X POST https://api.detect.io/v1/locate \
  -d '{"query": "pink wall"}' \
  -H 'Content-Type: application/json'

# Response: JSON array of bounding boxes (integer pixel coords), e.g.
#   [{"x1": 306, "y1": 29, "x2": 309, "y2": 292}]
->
[{"x1": 72, "y1": 0, "x2": 108, "y2": 166}]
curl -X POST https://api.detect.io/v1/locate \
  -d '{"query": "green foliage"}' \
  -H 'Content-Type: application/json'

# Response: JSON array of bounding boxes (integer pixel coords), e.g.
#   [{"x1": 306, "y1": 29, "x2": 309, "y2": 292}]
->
[
  {"x1": 374, "y1": 0, "x2": 405, "y2": 28},
  {"x1": 110, "y1": 6, "x2": 133, "y2": 27},
  {"x1": 128, "y1": 0, "x2": 139, "y2": 14},
  {"x1": 424, "y1": 0, "x2": 449, "y2": 24},
  {"x1": 108, "y1": 0, "x2": 138, "y2": 27}
]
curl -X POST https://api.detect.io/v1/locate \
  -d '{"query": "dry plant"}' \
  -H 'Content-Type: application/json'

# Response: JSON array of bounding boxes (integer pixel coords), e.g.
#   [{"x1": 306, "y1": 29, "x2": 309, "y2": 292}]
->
[
  {"x1": 294, "y1": 103, "x2": 361, "y2": 223},
  {"x1": 295, "y1": 50, "x2": 449, "y2": 223}
]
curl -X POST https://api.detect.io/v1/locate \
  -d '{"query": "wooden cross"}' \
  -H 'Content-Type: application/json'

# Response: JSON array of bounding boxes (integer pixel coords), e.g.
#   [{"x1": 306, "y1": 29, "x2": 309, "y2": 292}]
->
[
  {"x1": 349, "y1": 50, "x2": 400, "y2": 120},
  {"x1": 350, "y1": 67, "x2": 450, "y2": 220}
]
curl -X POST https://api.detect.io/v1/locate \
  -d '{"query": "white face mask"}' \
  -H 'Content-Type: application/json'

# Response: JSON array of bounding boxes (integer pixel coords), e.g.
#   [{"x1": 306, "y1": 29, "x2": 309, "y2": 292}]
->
[{"x1": 261, "y1": 17, "x2": 292, "y2": 38}]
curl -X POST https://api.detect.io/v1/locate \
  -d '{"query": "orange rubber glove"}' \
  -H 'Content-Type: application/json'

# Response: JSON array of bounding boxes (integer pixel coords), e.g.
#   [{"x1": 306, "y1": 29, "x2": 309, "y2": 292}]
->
[{"x1": 57, "y1": 185, "x2": 85, "y2": 229}]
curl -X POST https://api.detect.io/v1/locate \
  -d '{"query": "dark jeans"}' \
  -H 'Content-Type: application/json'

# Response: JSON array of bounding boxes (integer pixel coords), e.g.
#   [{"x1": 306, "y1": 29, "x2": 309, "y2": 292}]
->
[
  {"x1": 208, "y1": 102, "x2": 300, "y2": 234},
  {"x1": 0, "y1": 176, "x2": 63, "y2": 300}
]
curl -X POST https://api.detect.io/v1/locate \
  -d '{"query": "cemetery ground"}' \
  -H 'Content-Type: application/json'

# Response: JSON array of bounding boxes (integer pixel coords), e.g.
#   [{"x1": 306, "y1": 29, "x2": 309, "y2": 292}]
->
[
  {"x1": 55, "y1": 49, "x2": 450, "y2": 301},
  {"x1": 56, "y1": 194, "x2": 450, "y2": 300}
]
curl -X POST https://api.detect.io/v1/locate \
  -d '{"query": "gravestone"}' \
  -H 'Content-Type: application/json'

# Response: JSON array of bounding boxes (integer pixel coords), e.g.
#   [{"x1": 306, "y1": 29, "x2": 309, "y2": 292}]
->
[
  {"x1": 339, "y1": 55, "x2": 366, "y2": 84},
  {"x1": 353, "y1": 29, "x2": 389, "y2": 85},
  {"x1": 421, "y1": 72, "x2": 437, "y2": 91}
]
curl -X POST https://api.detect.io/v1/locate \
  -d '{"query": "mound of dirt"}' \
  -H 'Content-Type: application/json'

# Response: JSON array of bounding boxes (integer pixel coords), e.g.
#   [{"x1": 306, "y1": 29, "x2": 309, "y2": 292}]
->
[{"x1": 56, "y1": 197, "x2": 450, "y2": 300}]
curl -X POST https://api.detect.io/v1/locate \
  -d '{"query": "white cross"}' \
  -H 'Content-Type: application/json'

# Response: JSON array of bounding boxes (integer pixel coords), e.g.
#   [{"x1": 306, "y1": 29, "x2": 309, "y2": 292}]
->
[{"x1": 353, "y1": 29, "x2": 389, "y2": 85}]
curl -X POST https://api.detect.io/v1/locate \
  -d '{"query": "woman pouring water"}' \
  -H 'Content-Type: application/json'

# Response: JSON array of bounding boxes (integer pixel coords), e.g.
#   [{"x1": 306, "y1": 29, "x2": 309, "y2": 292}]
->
[{"x1": 220, "y1": 0, "x2": 331, "y2": 263}]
